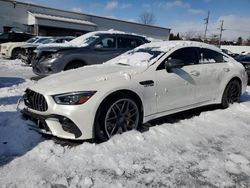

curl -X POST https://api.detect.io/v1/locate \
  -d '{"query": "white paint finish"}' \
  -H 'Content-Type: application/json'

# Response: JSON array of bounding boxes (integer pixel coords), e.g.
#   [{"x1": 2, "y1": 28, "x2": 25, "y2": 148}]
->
[
  {"x1": 23, "y1": 41, "x2": 248, "y2": 140},
  {"x1": 0, "y1": 42, "x2": 26, "y2": 58},
  {"x1": 155, "y1": 68, "x2": 196, "y2": 112}
]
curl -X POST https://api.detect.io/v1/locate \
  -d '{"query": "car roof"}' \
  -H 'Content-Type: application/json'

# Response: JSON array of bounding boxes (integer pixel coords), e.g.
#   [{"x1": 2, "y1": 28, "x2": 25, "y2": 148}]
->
[
  {"x1": 136, "y1": 40, "x2": 222, "y2": 53},
  {"x1": 96, "y1": 33, "x2": 146, "y2": 38}
]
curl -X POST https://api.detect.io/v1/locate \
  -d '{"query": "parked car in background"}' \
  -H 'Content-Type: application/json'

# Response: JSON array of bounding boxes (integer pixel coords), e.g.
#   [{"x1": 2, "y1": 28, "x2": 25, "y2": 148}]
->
[
  {"x1": 235, "y1": 54, "x2": 250, "y2": 84},
  {"x1": 0, "y1": 31, "x2": 33, "y2": 44},
  {"x1": 221, "y1": 49, "x2": 239, "y2": 58},
  {"x1": 0, "y1": 36, "x2": 48, "y2": 59},
  {"x1": 21, "y1": 41, "x2": 248, "y2": 141},
  {"x1": 21, "y1": 36, "x2": 75, "y2": 65},
  {"x1": 31, "y1": 30, "x2": 150, "y2": 77}
]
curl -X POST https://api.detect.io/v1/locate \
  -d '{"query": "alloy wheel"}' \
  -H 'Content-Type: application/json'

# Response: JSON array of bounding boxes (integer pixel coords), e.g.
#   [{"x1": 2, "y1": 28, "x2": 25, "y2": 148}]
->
[{"x1": 104, "y1": 98, "x2": 139, "y2": 138}]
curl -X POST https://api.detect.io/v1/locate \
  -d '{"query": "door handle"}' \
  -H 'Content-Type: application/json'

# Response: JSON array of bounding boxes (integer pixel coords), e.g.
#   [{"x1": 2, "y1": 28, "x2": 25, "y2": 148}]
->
[
  {"x1": 190, "y1": 70, "x2": 200, "y2": 76},
  {"x1": 223, "y1": 68, "x2": 230, "y2": 72}
]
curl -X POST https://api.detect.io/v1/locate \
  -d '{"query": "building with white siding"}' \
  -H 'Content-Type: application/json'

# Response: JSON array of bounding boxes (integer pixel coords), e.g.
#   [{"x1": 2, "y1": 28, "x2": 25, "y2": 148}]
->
[{"x1": 0, "y1": 0, "x2": 170, "y2": 40}]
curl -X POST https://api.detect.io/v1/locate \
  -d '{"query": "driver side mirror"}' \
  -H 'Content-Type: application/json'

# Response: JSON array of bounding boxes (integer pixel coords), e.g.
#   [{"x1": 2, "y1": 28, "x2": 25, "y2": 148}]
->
[{"x1": 165, "y1": 59, "x2": 185, "y2": 73}]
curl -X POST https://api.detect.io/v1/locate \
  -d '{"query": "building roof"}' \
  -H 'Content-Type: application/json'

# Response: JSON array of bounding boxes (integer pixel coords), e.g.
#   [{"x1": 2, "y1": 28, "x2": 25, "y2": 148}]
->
[{"x1": 29, "y1": 12, "x2": 96, "y2": 26}]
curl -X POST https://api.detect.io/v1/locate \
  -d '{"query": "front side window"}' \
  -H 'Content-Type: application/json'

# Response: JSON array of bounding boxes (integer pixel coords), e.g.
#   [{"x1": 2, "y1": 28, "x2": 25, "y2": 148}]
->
[
  {"x1": 157, "y1": 47, "x2": 199, "y2": 70},
  {"x1": 200, "y1": 48, "x2": 224, "y2": 63},
  {"x1": 117, "y1": 37, "x2": 143, "y2": 48},
  {"x1": 97, "y1": 37, "x2": 116, "y2": 48}
]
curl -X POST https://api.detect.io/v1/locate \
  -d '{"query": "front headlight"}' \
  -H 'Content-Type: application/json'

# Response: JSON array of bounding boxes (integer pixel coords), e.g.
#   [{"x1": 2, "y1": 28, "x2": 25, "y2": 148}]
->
[{"x1": 53, "y1": 91, "x2": 96, "y2": 105}]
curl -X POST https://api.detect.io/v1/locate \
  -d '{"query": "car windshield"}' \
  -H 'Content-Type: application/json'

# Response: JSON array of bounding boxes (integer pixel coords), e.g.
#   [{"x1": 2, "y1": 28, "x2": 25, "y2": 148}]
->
[
  {"x1": 68, "y1": 33, "x2": 99, "y2": 47},
  {"x1": 35, "y1": 38, "x2": 52, "y2": 44},
  {"x1": 26, "y1": 37, "x2": 38, "y2": 43},
  {"x1": 40, "y1": 38, "x2": 55, "y2": 44},
  {"x1": 105, "y1": 47, "x2": 164, "y2": 67}
]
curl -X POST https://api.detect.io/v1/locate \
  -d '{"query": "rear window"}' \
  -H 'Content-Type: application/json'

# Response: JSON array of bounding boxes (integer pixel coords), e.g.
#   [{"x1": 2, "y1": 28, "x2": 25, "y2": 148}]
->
[{"x1": 200, "y1": 48, "x2": 225, "y2": 63}]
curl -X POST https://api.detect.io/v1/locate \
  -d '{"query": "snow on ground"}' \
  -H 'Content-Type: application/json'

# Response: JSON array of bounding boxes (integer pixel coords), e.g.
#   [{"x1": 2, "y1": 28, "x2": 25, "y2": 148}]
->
[{"x1": 1, "y1": 58, "x2": 250, "y2": 187}]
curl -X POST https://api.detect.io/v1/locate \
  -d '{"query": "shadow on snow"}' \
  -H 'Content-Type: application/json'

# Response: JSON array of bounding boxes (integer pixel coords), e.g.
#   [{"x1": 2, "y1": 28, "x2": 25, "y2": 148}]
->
[
  {"x1": 0, "y1": 111, "x2": 44, "y2": 167},
  {"x1": 0, "y1": 77, "x2": 25, "y2": 88}
]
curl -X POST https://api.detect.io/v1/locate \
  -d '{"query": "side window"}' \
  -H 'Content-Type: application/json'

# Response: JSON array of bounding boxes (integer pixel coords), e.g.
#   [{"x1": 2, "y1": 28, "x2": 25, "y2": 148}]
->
[
  {"x1": 243, "y1": 56, "x2": 250, "y2": 61},
  {"x1": 200, "y1": 49, "x2": 224, "y2": 63},
  {"x1": 157, "y1": 47, "x2": 199, "y2": 70},
  {"x1": 97, "y1": 37, "x2": 116, "y2": 48},
  {"x1": 0, "y1": 33, "x2": 9, "y2": 39},
  {"x1": 17, "y1": 33, "x2": 25, "y2": 40},
  {"x1": 117, "y1": 37, "x2": 143, "y2": 48}
]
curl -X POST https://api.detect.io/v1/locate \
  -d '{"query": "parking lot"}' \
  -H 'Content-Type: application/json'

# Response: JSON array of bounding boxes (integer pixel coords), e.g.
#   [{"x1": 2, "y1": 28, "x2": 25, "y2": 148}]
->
[{"x1": 0, "y1": 57, "x2": 250, "y2": 187}]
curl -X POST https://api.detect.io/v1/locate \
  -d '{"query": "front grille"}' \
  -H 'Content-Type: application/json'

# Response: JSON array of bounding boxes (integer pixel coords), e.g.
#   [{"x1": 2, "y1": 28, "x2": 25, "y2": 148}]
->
[{"x1": 24, "y1": 89, "x2": 48, "y2": 111}]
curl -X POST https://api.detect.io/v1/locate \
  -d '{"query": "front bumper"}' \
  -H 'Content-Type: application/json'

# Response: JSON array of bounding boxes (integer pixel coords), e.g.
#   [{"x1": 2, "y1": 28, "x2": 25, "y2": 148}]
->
[
  {"x1": 32, "y1": 58, "x2": 62, "y2": 77},
  {"x1": 19, "y1": 90, "x2": 97, "y2": 140},
  {"x1": 22, "y1": 108, "x2": 83, "y2": 139}
]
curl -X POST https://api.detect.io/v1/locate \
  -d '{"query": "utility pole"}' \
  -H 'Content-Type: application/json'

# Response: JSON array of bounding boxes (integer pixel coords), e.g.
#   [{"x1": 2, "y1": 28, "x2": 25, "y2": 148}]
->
[
  {"x1": 203, "y1": 11, "x2": 210, "y2": 40},
  {"x1": 218, "y1": 20, "x2": 225, "y2": 47}
]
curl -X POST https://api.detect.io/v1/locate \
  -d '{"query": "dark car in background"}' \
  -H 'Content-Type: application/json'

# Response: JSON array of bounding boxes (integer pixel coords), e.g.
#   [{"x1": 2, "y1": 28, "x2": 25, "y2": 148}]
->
[
  {"x1": 0, "y1": 31, "x2": 33, "y2": 43},
  {"x1": 31, "y1": 31, "x2": 150, "y2": 77},
  {"x1": 235, "y1": 54, "x2": 250, "y2": 84},
  {"x1": 221, "y1": 49, "x2": 239, "y2": 58},
  {"x1": 21, "y1": 36, "x2": 75, "y2": 65}
]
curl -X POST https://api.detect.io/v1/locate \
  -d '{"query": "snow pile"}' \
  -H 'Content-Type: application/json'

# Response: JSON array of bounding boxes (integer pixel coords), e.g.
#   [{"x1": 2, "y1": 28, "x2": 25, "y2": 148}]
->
[
  {"x1": 221, "y1": 45, "x2": 250, "y2": 55},
  {"x1": 1, "y1": 58, "x2": 250, "y2": 187}
]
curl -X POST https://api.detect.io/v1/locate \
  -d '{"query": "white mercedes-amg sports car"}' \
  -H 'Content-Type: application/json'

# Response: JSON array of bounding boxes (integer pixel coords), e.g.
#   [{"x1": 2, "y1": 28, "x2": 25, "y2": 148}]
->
[{"x1": 21, "y1": 41, "x2": 248, "y2": 141}]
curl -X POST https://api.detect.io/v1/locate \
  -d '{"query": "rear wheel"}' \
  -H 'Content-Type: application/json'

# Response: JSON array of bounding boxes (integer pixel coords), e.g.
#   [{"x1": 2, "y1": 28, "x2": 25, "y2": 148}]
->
[
  {"x1": 95, "y1": 96, "x2": 140, "y2": 142},
  {"x1": 64, "y1": 61, "x2": 85, "y2": 70},
  {"x1": 221, "y1": 80, "x2": 241, "y2": 108}
]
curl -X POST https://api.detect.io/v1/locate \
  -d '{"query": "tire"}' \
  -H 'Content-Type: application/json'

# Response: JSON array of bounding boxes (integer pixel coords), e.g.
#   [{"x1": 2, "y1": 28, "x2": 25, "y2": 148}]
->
[
  {"x1": 11, "y1": 48, "x2": 23, "y2": 59},
  {"x1": 95, "y1": 96, "x2": 140, "y2": 142},
  {"x1": 64, "y1": 61, "x2": 84, "y2": 71},
  {"x1": 221, "y1": 79, "x2": 241, "y2": 109}
]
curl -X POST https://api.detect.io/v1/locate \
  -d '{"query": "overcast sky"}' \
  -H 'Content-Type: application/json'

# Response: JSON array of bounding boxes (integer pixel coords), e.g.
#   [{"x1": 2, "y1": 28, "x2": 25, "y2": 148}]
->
[{"x1": 20, "y1": 0, "x2": 250, "y2": 40}]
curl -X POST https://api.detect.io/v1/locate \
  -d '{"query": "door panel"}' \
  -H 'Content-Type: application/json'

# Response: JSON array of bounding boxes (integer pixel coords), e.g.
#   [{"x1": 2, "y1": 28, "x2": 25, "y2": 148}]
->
[
  {"x1": 156, "y1": 67, "x2": 197, "y2": 113},
  {"x1": 195, "y1": 48, "x2": 230, "y2": 101},
  {"x1": 155, "y1": 47, "x2": 200, "y2": 113}
]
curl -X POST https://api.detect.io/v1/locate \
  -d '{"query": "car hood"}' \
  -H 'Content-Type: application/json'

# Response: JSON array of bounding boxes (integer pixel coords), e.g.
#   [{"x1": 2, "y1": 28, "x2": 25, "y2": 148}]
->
[
  {"x1": 22, "y1": 43, "x2": 40, "y2": 48},
  {"x1": 1, "y1": 42, "x2": 25, "y2": 47},
  {"x1": 30, "y1": 64, "x2": 148, "y2": 95},
  {"x1": 36, "y1": 45, "x2": 81, "y2": 53}
]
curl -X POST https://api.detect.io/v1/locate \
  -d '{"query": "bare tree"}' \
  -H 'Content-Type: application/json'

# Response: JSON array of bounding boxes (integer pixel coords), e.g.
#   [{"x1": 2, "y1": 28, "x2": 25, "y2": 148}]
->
[
  {"x1": 139, "y1": 11, "x2": 155, "y2": 25},
  {"x1": 181, "y1": 30, "x2": 203, "y2": 41}
]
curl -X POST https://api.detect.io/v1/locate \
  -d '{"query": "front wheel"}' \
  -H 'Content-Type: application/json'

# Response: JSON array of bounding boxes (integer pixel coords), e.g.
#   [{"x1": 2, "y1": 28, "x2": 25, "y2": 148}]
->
[
  {"x1": 221, "y1": 80, "x2": 241, "y2": 109},
  {"x1": 12, "y1": 48, "x2": 23, "y2": 59},
  {"x1": 95, "y1": 97, "x2": 140, "y2": 142}
]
